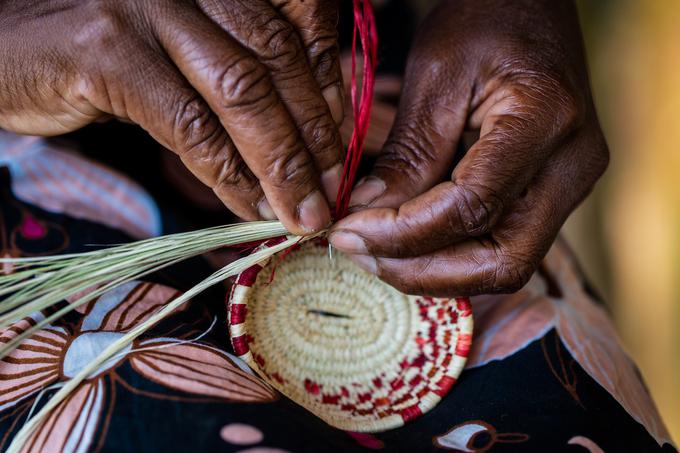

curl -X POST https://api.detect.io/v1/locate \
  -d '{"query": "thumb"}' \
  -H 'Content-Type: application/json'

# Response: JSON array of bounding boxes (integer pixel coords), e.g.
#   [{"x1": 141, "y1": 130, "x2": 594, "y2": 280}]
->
[{"x1": 349, "y1": 58, "x2": 472, "y2": 210}]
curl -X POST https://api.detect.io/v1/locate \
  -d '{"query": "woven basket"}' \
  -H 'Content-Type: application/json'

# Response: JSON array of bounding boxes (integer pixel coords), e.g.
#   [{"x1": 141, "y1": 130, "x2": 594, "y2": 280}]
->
[{"x1": 228, "y1": 239, "x2": 473, "y2": 432}]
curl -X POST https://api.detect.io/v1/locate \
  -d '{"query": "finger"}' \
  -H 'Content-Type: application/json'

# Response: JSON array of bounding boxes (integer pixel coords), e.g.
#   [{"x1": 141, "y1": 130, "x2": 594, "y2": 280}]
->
[
  {"x1": 448, "y1": 77, "x2": 583, "y2": 215},
  {"x1": 151, "y1": 3, "x2": 331, "y2": 234},
  {"x1": 77, "y1": 34, "x2": 264, "y2": 220},
  {"x1": 334, "y1": 81, "x2": 583, "y2": 256},
  {"x1": 272, "y1": 0, "x2": 344, "y2": 124},
  {"x1": 347, "y1": 48, "x2": 473, "y2": 210},
  {"x1": 349, "y1": 53, "x2": 582, "y2": 226},
  {"x1": 331, "y1": 181, "x2": 492, "y2": 257},
  {"x1": 197, "y1": 0, "x2": 344, "y2": 200},
  {"x1": 337, "y1": 131, "x2": 608, "y2": 297}
]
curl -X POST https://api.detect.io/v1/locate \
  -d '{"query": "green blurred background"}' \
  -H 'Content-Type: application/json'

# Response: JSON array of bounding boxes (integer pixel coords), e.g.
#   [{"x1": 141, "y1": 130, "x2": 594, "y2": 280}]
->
[{"x1": 407, "y1": 0, "x2": 680, "y2": 441}]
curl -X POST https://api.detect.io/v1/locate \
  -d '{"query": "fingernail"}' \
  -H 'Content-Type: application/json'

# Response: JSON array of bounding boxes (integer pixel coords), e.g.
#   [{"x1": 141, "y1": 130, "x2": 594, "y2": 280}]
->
[
  {"x1": 258, "y1": 199, "x2": 277, "y2": 220},
  {"x1": 322, "y1": 84, "x2": 345, "y2": 125},
  {"x1": 329, "y1": 230, "x2": 367, "y2": 254},
  {"x1": 298, "y1": 190, "x2": 331, "y2": 233},
  {"x1": 349, "y1": 177, "x2": 386, "y2": 207},
  {"x1": 321, "y1": 164, "x2": 343, "y2": 202},
  {"x1": 349, "y1": 254, "x2": 378, "y2": 275}
]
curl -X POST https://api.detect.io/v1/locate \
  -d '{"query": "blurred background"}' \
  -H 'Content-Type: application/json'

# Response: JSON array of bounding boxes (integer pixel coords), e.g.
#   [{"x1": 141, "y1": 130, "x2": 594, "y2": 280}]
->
[
  {"x1": 569, "y1": 0, "x2": 680, "y2": 441},
  {"x1": 408, "y1": 0, "x2": 680, "y2": 442}
]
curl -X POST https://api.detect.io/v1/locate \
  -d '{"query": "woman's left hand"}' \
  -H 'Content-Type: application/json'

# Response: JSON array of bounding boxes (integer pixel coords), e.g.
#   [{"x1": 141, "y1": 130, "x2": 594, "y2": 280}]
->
[{"x1": 329, "y1": 0, "x2": 609, "y2": 297}]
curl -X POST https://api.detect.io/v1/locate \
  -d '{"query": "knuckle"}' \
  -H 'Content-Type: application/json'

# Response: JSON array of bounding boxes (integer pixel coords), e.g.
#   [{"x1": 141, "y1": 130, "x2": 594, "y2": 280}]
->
[
  {"x1": 408, "y1": 47, "x2": 454, "y2": 80},
  {"x1": 487, "y1": 253, "x2": 535, "y2": 294},
  {"x1": 174, "y1": 96, "x2": 221, "y2": 154},
  {"x1": 509, "y1": 73, "x2": 586, "y2": 138},
  {"x1": 306, "y1": 35, "x2": 339, "y2": 82},
  {"x1": 72, "y1": 73, "x2": 100, "y2": 103},
  {"x1": 385, "y1": 124, "x2": 440, "y2": 164},
  {"x1": 304, "y1": 18, "x2": 338, "y2": 50},
  {"x1": 452, "y1": 185, "x2": 499, "y2": 237},
  {"x1": 263, "y1": 145, "x2": 315, "y2": 191},
  {"x1": 215, "y1": 153, "x2": 254, "y2": 190},
  {"x1": 313, "y1": 48, "x2": 339, "y2": 86},
  {"x1": 552, "y1": 87, "x2": 586, "y2": 136},
  {"x1": 299, "y1": 112, "x2": 338, "y2": 156},
  {"x1": 217, "y1": 57, "x2": 274, "y2": 111},
  {"x1": 307, "y1": 37, "x2": 340, "y2": 78},
  {"x1": 377, "y1": 130, "x2": 439, "y2": 186},
  {"x1": 254, "y1": 17, "x2": 303, "y2": 66}
]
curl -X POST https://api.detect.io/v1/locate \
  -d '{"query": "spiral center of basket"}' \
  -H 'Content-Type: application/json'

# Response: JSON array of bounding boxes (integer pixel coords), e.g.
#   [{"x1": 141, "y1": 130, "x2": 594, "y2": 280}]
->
[
  {"x1": 248, "y1": 244, "x2": 420, "y2": 385},
  {"x1": 307, "y1": 309, "x2": 352, "y2": 319}
]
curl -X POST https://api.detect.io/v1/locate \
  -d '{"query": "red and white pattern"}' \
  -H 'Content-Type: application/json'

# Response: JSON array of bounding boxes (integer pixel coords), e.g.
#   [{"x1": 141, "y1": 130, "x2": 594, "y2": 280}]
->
[{"x1": 228, "y1": 240, "x2": 473, "y2": 432}]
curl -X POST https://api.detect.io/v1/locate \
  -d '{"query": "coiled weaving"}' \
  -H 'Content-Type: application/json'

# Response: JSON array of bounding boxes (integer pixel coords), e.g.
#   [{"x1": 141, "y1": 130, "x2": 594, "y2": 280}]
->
[{"x1": 228, "y1": 240, "x2": 473, "y2": 432}]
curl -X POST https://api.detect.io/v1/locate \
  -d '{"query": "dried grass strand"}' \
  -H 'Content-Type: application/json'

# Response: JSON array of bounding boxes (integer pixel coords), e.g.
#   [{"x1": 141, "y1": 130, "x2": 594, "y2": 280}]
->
[{"x1": 6, "y1": 233, "x2": 308, "y2": 453}]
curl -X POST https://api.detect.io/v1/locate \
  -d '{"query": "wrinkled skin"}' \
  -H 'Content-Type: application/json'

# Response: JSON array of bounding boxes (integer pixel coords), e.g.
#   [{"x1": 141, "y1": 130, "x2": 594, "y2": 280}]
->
[
  {"x1": 0, "y1": 0, "x2": 609, "y2": 298},
  {"x1": 0, "y1": 0, "x2": 343, "y2": 235},
  {"x1": 329, "y1": 0, "x2": 609, "y2": 297}
]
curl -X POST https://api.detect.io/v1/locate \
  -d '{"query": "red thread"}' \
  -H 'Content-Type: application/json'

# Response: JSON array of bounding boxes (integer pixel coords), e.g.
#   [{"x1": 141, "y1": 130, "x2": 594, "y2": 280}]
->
[
  {"x1": 304, "y1": 378, "x2": 321, "y2": 395},
  {"x1": 230, "y1": 304, "x2": 247, "y2": 323},
  {"x1": 335, "y1": 0, "x2": 378, "y2": 219},
  {"x1": 434, "y1": 376, "x2": 456, "y2": 397},
  {"x1": 228, "y1": 1, "x2": 378, "y2": 288},
  {"x1": 228, "y1": 237, "x2": 286, "y2": 254},
  {"x1": 266, "y1": 238, "x2": 303, "y2": 283},
  {"x1": 20, "y1": 214, "x2": 47, "y2": 239},
  {"x1": 231, "y1": 335, "x2": 249, "y2": 356},
  {"x1": 400, "y1": 405, "x2": 422, "y2": 422}
]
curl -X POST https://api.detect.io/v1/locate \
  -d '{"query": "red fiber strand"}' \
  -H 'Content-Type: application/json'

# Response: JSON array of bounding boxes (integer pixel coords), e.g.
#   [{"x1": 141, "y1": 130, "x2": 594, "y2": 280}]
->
[
  {"x1": 234, "y1": 1, "x2": 378, "y2": 275},
  {"x1": 266, "y1": 238, "x2": 303, "y2": 283},
  {"x1": 335, "y1": 0, "x2": 378, "y2": 219}
]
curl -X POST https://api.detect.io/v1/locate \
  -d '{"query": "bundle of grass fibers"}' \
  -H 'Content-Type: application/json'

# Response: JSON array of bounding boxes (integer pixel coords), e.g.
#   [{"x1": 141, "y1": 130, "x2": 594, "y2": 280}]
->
[{"x1": 0, "y1": 221, "x2": 313, "y2": 452}]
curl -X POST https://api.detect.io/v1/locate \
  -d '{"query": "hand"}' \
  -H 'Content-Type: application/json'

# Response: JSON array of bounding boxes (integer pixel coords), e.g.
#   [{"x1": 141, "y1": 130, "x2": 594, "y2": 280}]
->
[
  {"x1": 0, "y1": 0, "x2": 343, "y2": 235},
  {"x1": 329, "y1": 0, "x2": 609, "y2": 297}
]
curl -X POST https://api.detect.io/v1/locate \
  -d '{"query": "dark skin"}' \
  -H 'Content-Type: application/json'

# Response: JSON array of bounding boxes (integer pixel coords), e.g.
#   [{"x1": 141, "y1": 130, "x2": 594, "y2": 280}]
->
[
  {"x1": 0, "y1": 0, "x2": 608, "y2": 297},
  {"x1": 0, "y1": 0, "x2": 344, "y2": 235},
  {"x1": 329, "y1": 0, "x2": 609, "y2": 297}
]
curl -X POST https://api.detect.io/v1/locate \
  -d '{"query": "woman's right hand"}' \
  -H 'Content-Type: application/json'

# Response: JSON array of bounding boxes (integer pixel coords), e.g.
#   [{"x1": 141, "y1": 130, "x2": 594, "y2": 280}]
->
[{"x1": 0, "y1": 0, "x2": 343, "y2": 234}]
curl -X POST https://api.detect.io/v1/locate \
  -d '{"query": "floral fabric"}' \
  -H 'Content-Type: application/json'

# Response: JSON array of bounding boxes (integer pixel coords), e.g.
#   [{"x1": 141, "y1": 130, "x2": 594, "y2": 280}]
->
[{"x1": 0, "y1": 133, "x2": 675, "y2": 452}]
